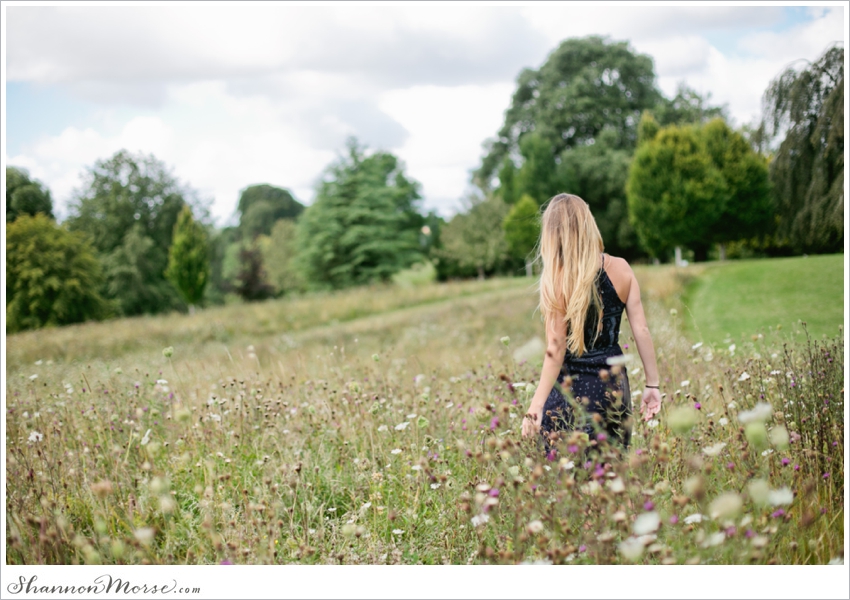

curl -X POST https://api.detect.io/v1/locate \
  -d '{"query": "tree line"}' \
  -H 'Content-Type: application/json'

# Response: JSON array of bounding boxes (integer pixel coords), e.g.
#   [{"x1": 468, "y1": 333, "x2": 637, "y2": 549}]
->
[{"x1": 5, "y1": 37, "x2": 843, "y2": 332}]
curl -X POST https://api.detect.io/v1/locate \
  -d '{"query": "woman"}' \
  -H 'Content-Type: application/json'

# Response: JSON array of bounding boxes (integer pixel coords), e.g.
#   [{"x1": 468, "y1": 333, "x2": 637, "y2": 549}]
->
[{"x1": 520, "y1": 194, "x2": 661, "y2": 452}]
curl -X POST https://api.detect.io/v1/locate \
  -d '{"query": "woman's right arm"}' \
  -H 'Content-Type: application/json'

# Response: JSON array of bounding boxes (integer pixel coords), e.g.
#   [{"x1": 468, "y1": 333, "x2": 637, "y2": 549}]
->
[{"x1": 624, "y1": 264, "x2": 662, "y2": 420}]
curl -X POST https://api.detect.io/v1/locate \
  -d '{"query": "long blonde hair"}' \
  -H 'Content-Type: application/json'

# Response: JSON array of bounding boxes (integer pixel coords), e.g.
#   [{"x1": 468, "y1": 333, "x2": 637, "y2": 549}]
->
[{"x1": 537, "y1": 194, "x2": 605, "y2": 357}]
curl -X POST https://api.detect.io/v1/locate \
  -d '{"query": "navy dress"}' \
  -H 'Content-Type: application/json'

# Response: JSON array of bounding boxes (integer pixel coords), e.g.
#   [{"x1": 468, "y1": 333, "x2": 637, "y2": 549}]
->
[{"x1": 540, "y1": 255, "x2": 632, "y2": 450}]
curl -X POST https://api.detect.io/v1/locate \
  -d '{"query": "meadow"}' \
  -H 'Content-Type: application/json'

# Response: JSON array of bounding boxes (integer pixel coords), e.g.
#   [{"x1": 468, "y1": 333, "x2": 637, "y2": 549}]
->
[{"x1": 4, "y1": 259, "x2": 845, "y2": 565}]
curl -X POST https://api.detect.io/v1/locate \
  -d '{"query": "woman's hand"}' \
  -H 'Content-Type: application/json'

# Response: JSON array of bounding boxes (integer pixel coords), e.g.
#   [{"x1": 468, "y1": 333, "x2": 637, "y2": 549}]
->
[
  {"x1": 522, "y1": 409, "x2": 542, "y2": 438},
  {"x1": 640, "y1": 387, "x2": 662, "y2": 421}
]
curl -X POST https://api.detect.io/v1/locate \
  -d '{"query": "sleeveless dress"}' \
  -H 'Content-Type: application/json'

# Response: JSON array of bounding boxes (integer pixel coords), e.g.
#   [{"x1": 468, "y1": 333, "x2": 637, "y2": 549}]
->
[{"x1": 540, "y1": 255, "x2": 632, "y2": 450}]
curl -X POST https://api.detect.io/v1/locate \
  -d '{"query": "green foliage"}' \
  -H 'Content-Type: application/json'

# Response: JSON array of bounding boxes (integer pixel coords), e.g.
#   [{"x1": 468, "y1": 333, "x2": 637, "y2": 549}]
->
[
  {"x1": 237, "y1": 184, "x2": 304, "y2": 239},
  {"x1": 6, "y1": 167, "x2": 53, "y2": 222},
  {"x1": 557, "y1": 130, "x2": 638, "y2": 258},
  {"x1": 165, "y1": 206, "x2": 210, "y2": 309},
  {"x1": 257, "y1": 219, "x2": 304, "y2": 296},
  {"x1": 203, "y1": 226, "x2": 240, "y2": 305},
  {"x1": 503, "y1": 195, "x2": 540, "y2": 264},
  {"x1": 295, "y1": 139, "x2": 425, "y2": 289},
  {"x1": 700, "y1": 119, "x2": 773, "y2": 245},
  {"x1": 627, "y1": 124, "x2": 726, "y2": 258},
  {"x1": 437, "y1": 196, "x2": 510, "y2": 278},
  {"x1": 66, "y1": 150, "x2": 207, "y2": 316},
  {"x1": 653, "y1": 83, "x2": 728, "y2": 127},
  {"x1": 476, "y1": 36, "x2": 661, "y2": 188},
  {"x1": 6, "y1": 214, "x2": 107, "y2": 332},
  {"x1": 636, "y1": 111, "x2": 660, "y2": 145},
  {"x1": 513, "y1": 132, "x2": 560, "y2": 205},
  {"x1": 762, "y1": 44, "x2": 844, "y2": 253},
  {"x1": 234, "y1": 244, "x2": 275, "y2": 301}
]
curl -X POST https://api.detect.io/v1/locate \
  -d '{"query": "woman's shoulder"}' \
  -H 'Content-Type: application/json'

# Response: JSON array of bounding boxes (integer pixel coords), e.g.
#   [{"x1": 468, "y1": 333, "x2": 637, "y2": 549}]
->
[
  {"x1": 602, "y1": 254, "x2": 633, "y2": 303},
  {"x1": 603, "y1": 254, "x2": 634, "y2": 276}
]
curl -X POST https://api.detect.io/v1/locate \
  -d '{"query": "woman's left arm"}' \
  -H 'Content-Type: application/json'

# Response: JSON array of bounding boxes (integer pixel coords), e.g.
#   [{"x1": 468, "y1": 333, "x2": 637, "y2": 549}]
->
[{"x1": 522, "y1": 314, "x2": 567, "y2": 438}]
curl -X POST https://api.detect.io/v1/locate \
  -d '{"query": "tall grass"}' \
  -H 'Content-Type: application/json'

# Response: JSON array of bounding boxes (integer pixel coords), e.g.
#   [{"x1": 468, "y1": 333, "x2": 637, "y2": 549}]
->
[{"x1": 4, "y1": 266, "x2": 844, "y2": 564}]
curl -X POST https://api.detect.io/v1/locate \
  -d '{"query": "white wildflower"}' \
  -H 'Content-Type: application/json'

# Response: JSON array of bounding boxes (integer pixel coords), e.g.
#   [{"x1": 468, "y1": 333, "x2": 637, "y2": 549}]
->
[
  {"x1": 406, "y1": 413, "x2": 417, "y2": 419},
  {"x1": 702, "y1": 442, "x2": 727, "y2": 457},
  {"x1": 209, "y1": 414, "x2": 221, "y2": 422},
  {"x1": 768, "y1": 487, "x2": 793, "y2": 506},
  {"x1": 156, "y1": 379, "x2": 168, "y2": 385},
  {"x1": 646, "y1": 419, "x2": 660, "y2": 428},
  {"x1": 390, "y1": 448, "x2": 402, "y2": 455},
  {"x1": 828, "y1": 557, "x2": 843, "y2": 565},
  {"x1": 134, "y1": 528, "x2": 155, "y2": 545},
  {"x1": 680, "y1": 380, "x2": 690, "y2": 387},
  {"x1": 430, "y1": 483, "x2": 441, "y2": 490},
  {"x1": 29, "y1": 374, "x2": 38, "y2": 380},
  {"x1": 748, "y1": 479, "x2": 770, "y2": 506},
  {"x1": 411, "y1": 465, "x2": 422, "y2": 471},
  {"x1": 527, "y1": 520, "x2": 544, "y2": 534},
  {"x1": 394, "y1": 422, "x2": 410, "y2": 431},
  {"x1": 718, "y1": 417, "x2": 729, "y2": 426},
  {"x1": 140, "y1": 429, "x2": 152, "y2": 446},
  {"x1": 728, "y1": 344, "x2": 736, "y2": 353},
  {"x1": 471, "y1": 514, "x2": 489, "y2": 527},
  {"x1": 760, "y1": 449, "x2": 774, "y2": 457},
  {"x1": 702, "y1": 532, "x2": 726, "y2": 547},
  {"x1": 28, "y1": 431, "x2": 44, "y2": 443},
  {"x1": 692, "y1": 342, "x2": 703, "y2": 350},
  {"x1": 392, "y1": 529, "x2": 404, "y2": 535},
  {"x1": 607, "y1": 477, "x2": 625, "y2": 494},
  {"x1": 377, "y1": 425, "x2": 388, "y2": 432},
  {"x1": 633, "y1": 512, "x2": 661, "y2": 535},
  {"x1": 709, "y1": 493, "x2": 743, "y2": 520},
  {"x1": 619, "y1": 537, "x2": 645, "y2": 562},
  {"x1": 738, "y1": 402, "x2": 773, "y2": 424},
  {"x1": 683, "y1": 514, "x2": 706, "y2": 524},
  {"x1": 737, "y1": 371, "x2": 750, "y2": 381}
]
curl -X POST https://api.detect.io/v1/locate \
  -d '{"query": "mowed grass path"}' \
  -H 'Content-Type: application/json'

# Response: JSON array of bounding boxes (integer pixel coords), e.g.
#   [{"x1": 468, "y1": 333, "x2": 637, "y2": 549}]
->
[{"x1": 681, "y1": 254, "x2": 845, "y2": 344}]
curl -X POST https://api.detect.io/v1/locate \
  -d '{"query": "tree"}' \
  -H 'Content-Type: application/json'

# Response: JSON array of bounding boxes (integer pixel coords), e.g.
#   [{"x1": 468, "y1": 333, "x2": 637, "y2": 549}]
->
[
  {"x1": 165, "y1": 206, "x2": 210, "y2": 313},
  {"x1": 6, "y1": 214, "x2": 107, "y2": 332},
  {"x1": 653, "y1": 83, "x2": 729, "y2": 127},
  {"x1": 627, "y1": 124, "x2": 727, "y2": 260},
  {"x1": 257, "y1": 219, "x2": 304, "y2": 296},
  {"x1": 6, "y1": 167, "x2": 53, "y2": 222},
  {"x1": 295, "y1": 139, "x2": 425, "y2": 289},
  {"x1": 237, "y1": 184, "x2": 304, "y2": 239},
  {"x1": 475, "y1": 36, "x2": 661, "y2": 190},
  {"x1": 437, "y1": 196, "x2": 510, "y2": 279},
  {"x1": 700, "y1": 119, "x2": 774, "y2": 254},
  {"x1": 762, "y1": 44, "x2": 843, "y2": 253},
  {"x1": 503, "y1": 195, "x2": 540, "y2": 276},
  {"x1": 234, "y1": 244, "x2": 275, "y2": 301},
  {"x1": 66, "y1": 150, "x2": 208, "y2": 316}
]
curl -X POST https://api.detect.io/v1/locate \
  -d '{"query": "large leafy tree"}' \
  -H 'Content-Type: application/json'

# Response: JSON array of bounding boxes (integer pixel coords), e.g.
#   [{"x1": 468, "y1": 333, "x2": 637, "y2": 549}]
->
[
  {"x1": 165, "y1": 206, "x2": 210, "y2": 313},
  {"x1": 437, "y1": 196, "x2": 510, "y2": 279},
  {"x1": 295, "y1": 139, "x2": 425, "y2": 289},
  {"x1": 6, "y1": 167, "x2": 54, "y2": 222},
  {"x1": 237, "y1": 184, "x2": 304, "y2": 239},
  {"x1": 653, "y1": 83, "x2": 729, "y2": 127},
  {"x1": 475, "y1": 36, "x2": 661, "y2": 190},
  {"x1": 6, "y1": 214, "x2": 107, "y2": 332},
  {"x1": 503, "y1": 194, "x2": 540, "y2": 276},
  {"x1": 257, "y1": 219, "x2": 304, "y2": 296},
  {"x1": 66, "y1": 150, "x2": 208, "y2": 316},
  {"x1": 762, "y1": 44, "x2": 843, "y2": 253},
  {"x1": 627, "y1": 124, "x2": 727, "y2": 260}
]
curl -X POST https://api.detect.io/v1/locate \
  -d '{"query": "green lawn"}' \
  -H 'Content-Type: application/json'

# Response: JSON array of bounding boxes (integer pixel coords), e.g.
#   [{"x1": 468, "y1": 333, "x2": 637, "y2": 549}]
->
[{"x1": 681, "y1": 253, "x2": 845, "y2": 344}]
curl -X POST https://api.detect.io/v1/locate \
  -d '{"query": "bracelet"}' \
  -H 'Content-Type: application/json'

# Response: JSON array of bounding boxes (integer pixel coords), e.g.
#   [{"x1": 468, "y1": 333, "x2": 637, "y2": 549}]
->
[{"x1": 645, "y1": 385, "x2": 659, "y2": 389}]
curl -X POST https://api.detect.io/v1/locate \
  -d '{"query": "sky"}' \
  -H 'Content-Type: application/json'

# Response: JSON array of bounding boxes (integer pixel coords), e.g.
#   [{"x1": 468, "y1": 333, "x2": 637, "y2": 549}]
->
[{"x1": 3, "y1": 3, "x2": 846, "y2": 226}]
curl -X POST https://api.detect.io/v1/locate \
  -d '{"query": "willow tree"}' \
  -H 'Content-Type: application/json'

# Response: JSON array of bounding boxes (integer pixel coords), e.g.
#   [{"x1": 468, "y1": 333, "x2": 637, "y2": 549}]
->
[{"x1": 762, "y1": 44, "x2": 844, "y2": 253}]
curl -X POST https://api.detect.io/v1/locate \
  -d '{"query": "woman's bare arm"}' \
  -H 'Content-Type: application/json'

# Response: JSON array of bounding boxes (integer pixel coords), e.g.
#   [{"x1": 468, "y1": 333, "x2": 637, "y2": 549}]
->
[
  {"x1": 522, "y1": 313, "x2": 567, "y2": 437},
  {"x1": 624, "y1": 265, "x2": 662, "y2": 419}
]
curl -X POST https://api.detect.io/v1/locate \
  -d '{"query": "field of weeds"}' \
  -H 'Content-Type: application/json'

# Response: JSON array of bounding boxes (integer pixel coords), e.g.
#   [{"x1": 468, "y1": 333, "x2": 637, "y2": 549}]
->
[{"x1": 4, "y1": 264, "x2": 845, "y2": 565}]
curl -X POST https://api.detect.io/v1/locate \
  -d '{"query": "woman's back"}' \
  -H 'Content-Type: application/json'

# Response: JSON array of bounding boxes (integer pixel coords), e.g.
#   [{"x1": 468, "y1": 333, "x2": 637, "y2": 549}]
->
[{"x1": 568, "y1": 253, "x2": 629, "y2": 356}]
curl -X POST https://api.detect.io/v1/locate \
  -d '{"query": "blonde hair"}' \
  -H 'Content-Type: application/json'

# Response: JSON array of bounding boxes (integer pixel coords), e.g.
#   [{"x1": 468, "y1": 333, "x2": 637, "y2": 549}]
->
[{"x1": 537, "y1": 193, "x2": 605, "y2": 357}]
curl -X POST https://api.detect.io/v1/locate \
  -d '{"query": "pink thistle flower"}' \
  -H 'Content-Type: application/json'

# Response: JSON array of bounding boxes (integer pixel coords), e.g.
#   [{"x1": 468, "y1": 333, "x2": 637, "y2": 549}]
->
[
  {"x1": 781, "y1": 458, "x2": 790, "y2": 466},
  {"x1": 568, "y1": 445, "x2": 579, "y2": 454},
  {"x1": 643, "y1": 501, "x2": 654, "y2": 511},
  {"x1": 488, "y1": 488, "x2": 499, "y2": 497},
  {"x1": 694, "y1": 402, "x2": 701, "y2": 410},
  {"x1": 794, "y1": 464, "x2": 800, "y2": 471},
  {"x1": 726, "y1": 462, "x2": 735, "y2": 470},
  {"x1": 578, "y1": 545, "x2": 587, "y2": 553},
  {"x1": 669, "y1": 515, "x2": 679, "y2": 525},
  {"x1": 771, "y1": 509, "x2": 785, "y2": 518}
]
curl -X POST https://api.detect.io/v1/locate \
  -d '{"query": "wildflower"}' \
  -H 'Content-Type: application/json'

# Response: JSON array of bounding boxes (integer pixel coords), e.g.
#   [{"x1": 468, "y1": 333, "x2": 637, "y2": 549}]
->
[
  {"x1": 670, "y1": 308, "x2": 678, "y2": 316},
  {"x1": 377, "y1": 425, "x2": 388, "y2": 432},
  {"x1": 28, "y1": 431, "x2": 44, "y2": 443},
  {"x1": 559, "y1": 458, "x2": 575, "y2": 471},
  {"x1": 709, "y1": 492, "x2": 743, "y2": 520},
  {"x1": 392, "y1": 529, "x2": 404, "y2": 535},
  {"x1": 643, "y1": 501, "x2": 655, "y2": 511},
  {"x1": 394, "y1": 422, "x2": 410, "y2": 431},
  {"x1": 747, "y1": 479, "x2": 770, "y2": 506},
  {"x1": 646, "y1": 419, "x2": 660, "y2": 428},
  {"x1": 794, "y1": 464, "x2": 800, "y2": 471},
  {"x1": 702, "y1": 442, "x2": 726, "y2": 457},
  {"x1": 134, "y1": 528, "x2": 155, "y2": 545},
  {"x1": 619, "y1": 537, "x2": 645, "y2": 562},
  {"x1": 500, "y1": 336, "x2": 510, "y2": 346},
  {"x1": 162, "y1": 347, "x2": 174, "y2": 358},
  {"x1": 691, "y1": 342, "x2": 703, "y2": 350},
  {"x1": 771, "y1": 509, "x2": 785, "y2": 518},
  {"x1": 411, "y1": 465, "x2": 421, "y2": 471},
  {"x1": 667, "y1": 407, "x2": 698, "y2": 434},
  {"x1": 471, "y1": 514, "x2": 489, "y2": 527},
  {"x1": 781, "y1": 458, "x2": 790, "y2": 466},
  {"x1": 726, "y1": 462, "x2": 735, "y2": 470},
  {"x1": 737, "y1": 402, "x2": 772, "y2": 424},
  {"x1": 29, "y1": 374, "x2": 38, "y2": 381},
  {"x1": 568, "y1": 444, "x2": 579, "y2": 454},
  {"x1": 430, "y1": 483, "x2": 441, "y2": 490},
  {"x1": 140, "y1": 429, "x2": 152, "y2": 446},
  {"x1": 390, "y1": 449, "x2": 402, "y2": 455},
  {"x1": 607, "y1": 478, "x2": 625, "y2": 494},
  {"x1": 823, "y1": 472, "x2": 830, "y2": 479},
  {"x1": 718, "y1": 417, "x2": 729, "y2": 426},
  {"x1": 578, "y1": 545, "x2": 587, "y2": 553},
  {"x1": 220, "y1": 560, "x2": 233, "y2": 565},
  {"x1": 737, "y1": 371, "x2": 749, "y2": 381},
  {"x1": 527, "y1": 520, "x2": 544, "y2": 534},
  {"x1": 683, "y1": 514, "x2": 705, "y2": 524},
  {"x1": 702, "y1": 532, "x2": 726, "y2": 548},
  {"x1": 669, "y1": 515, "x2": 679, "y2": 525},
  {"x1": 769, "y1": 426, "x2": 790, "y2": 450},
  {"x1": 633, "y1": 512, "x2": 660, "y2": 535},
  {"x1": 768, "y1": 487, "x2": 793, "y2": 506},
  {"x1": 744, "y1": 422, "x2": 769, "y2": 450}
]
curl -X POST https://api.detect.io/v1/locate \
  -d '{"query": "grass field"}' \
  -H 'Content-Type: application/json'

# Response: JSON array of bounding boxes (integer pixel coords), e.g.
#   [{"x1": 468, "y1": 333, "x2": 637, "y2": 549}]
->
[
  {"x1": 681, "y1": 254, "x2": 845, "y2": 344},
  {"x1": 4, "y1": 260, "x2": 845, "y2": 566}
]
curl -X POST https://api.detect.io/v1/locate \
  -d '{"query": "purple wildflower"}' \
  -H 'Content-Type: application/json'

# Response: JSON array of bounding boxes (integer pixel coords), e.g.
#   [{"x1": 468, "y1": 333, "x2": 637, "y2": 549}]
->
[
  {"x1": 726, "y1": 462, "x2": 735, "y2": 470},
  {"x1": 669, "y1": 515, "x2": 679, "y2": 525},
  {"x1": 694, "y1": 402, "x2": 701, "y2": 410},
  {"x1": 578, "y1": 545, "x2": 587, "y2": 553},
  {"x1": 643, "y1": 501, "x2": 654, "y2": 511},
  {"x1": 771, "y1": 509, "x2": 785, "y2": 518},
  {"x1": 488, "y1": 488, "x2": 500, "y2": 497},
  {"x1": 781, "y1": 458, "x2": 790, "y2": 466},
  {"x1": 568, "y1": 445, "x2": 579, "y2": 454}
]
